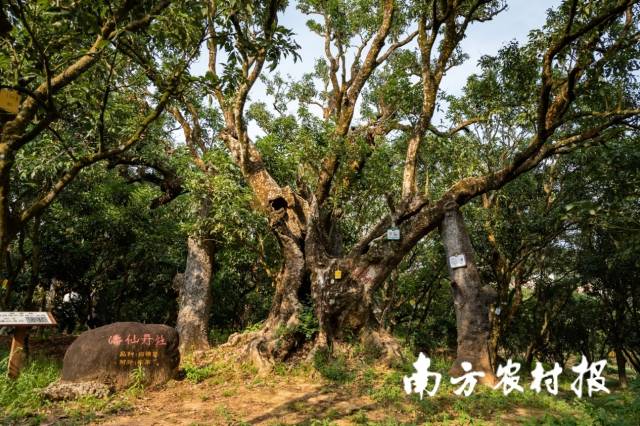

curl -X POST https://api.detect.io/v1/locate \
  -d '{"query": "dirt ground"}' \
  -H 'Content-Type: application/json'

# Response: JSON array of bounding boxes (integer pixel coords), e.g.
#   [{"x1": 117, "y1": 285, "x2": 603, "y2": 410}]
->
[
  {"x1": 10, "y1": 335, "x2": 623, "y2": 425},
  {"x1": 92, "y1": 376, "x2": 395, "y2": 425},
  {"x1": 26, "y1": 338, "x2": 409, "y2": 426}
]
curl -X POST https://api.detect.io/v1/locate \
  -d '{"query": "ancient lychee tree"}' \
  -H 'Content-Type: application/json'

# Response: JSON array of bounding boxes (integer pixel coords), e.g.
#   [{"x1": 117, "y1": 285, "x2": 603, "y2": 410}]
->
[{"x1": 173, "y1": 0, "x2": 640, "y2": 376}]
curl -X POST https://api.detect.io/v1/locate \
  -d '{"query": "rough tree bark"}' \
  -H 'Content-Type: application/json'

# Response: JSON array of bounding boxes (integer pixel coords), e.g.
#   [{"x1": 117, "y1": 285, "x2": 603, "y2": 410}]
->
[
  {"x1": 174, "y1": 235, "x2": 214, "y2": 355},
  {"x1": 439, "y1": 202, "x2": 497, "y2": 384},
  {"x1": 226, "y1": 190, "x2": 404, "y2": 370}
]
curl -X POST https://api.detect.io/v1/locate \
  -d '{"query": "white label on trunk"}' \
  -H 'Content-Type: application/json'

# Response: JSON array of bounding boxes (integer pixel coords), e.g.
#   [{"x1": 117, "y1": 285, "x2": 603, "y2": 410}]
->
[
  {"x1": 449, "y1": 254, "x2": 466, "y2": 269},
  {"x1": 0, "y1": 311, "x2": 55, "y2": 326},
  {"x1": 386, "y1": 228, "x2": 400, "y2": 240}
]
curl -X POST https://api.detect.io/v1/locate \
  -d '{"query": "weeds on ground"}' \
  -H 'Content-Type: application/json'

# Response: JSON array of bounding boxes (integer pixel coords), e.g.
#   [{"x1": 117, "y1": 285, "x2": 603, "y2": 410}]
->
[
  {"x1": 0, "y1": 348, "x2": 140, "y2": 423},
  {"x1": 0, "y1": 349, "x2": 59, "y2": 422},
  {"x1": 312, "y1": 348, "x2": 355, "y2": 383},
  {"x1": 304, "y1": 348, "x2": 640, "y2": 425},
  {"x1": 183, "y1": 362, "x2": 218, "y2": 384},
  {"x1": 126, "y1": 365, "x2": 146, "y2": 397}
]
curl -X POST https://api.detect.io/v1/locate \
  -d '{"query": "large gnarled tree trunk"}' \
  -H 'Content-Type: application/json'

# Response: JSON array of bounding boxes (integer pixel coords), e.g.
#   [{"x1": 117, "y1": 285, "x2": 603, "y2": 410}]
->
[
  {"x1": 226, "y1": 189, "x2": 403, "y2": 370},
  {"x1": 204, "y1": 0, "x2": 638, "y2": 372}
]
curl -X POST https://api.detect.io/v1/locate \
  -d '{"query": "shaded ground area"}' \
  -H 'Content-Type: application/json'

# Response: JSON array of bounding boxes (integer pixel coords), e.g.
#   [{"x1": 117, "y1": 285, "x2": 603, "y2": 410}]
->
[
  {"x1": 67, "y1": 348, "x2": 640, "y2": 425},
  {"x1": 1, "y1": 334, "x2": 638, "y2": 425},
  {"x1": 95, "y1": 377, "x2": 389, "y2": 425}
]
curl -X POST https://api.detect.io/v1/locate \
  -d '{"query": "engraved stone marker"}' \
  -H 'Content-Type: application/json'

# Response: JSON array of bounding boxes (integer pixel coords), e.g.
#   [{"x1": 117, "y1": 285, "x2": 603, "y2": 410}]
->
[{"x1": 61, "y1": 322, "x2": 180, "y2": 390}]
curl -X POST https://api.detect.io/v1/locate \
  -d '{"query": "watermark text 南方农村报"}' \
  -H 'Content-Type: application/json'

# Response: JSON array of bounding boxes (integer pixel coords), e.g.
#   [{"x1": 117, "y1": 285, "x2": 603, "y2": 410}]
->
[{"x1": 403, "y1": 353, "x2": 610, "y2": 399}]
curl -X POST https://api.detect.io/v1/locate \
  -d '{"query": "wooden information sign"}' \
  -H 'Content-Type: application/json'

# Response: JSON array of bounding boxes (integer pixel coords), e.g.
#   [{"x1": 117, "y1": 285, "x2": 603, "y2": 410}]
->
[{"x1": 1, "y1": 312, "x2": 57, "y2": 379}]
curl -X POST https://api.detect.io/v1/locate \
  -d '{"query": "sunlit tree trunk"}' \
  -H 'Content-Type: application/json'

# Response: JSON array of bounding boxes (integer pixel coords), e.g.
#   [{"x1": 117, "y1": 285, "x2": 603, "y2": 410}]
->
[
  {"x1": 439, "y1": 202, "x2": 497, "y2": 384},
  {"x1": 174, "y1": 235, "x2": 214, "y2": 355}
]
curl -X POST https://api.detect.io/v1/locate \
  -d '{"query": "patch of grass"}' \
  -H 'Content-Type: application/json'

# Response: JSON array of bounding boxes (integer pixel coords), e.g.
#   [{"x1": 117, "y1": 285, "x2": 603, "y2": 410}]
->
[
  {"x1": 349, "y1": 409, "x2": 369, "y2": 424},
  {"x1": 273, "y1": 361, "x2": 289, "y2": 376},
  {"x1": 126, "y1": 365, "x2": 146, "y2": 397},
  {"x1": 371, "y1": 382, "x2": 404, "y2": 406},
  {"x1": 222, "y1": 387, "x2": 237, "y2": 397},
  {"x1": 102, "y1": 397, "x2": 135, "y2": 415},
  {"x1": 288, "y1": 400, "x2": 308, "y2": 413},
  {"x1": 389, "y1": 355, "x2": 640, "y2": 425},
  {"x1": 369, "y1": 370, "x2": 405, "y2": 407},
  {"x1": 183, "y1": 362, "x2": 218, "y2": 384},
  {"x1": 0, "y1": 349, "x2": 60, "y2": 421},
  {"x1": 243, "y1": 321, "x2": 265, "y2": 333},
  {"x1": 312, "y1": 348, "x2": 354, "y2": 384},
  {"x1": 240, "y1": 362, "x2": 259, "y2": 377},
  {"x1": 356, "y1": 365, "x2": 377, "y2": 391},
  {"x1": 214, "y1": 403, "x2": 234, "y2": 422},
  {"x1": 289, "y1": 361, "x2": 314, "y2": 378},
  {"x1": 577, "y1": 377, "x2": 640, "y2": 426},
  {"x1": 59, "y1": 395, "x2": 133, "y2": 423},
  {"x1": 305, "y1": 419, "x2": 337, "y2": 426},
  {"x1": 367, "y1": 419, "x2": 417, "y2": 426}
]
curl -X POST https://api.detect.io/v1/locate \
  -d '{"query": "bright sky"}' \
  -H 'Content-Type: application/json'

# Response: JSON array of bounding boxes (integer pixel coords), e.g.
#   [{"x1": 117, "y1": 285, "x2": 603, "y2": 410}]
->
[{"x1": 190, "y1": 0, "x2": 563, "y2": 137}]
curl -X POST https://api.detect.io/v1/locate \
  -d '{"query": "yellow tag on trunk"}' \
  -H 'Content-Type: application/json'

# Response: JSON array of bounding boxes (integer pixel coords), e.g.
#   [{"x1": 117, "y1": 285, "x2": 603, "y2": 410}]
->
[{"x1": 0, "y1": 89, "x2": 20, "y2": 115}]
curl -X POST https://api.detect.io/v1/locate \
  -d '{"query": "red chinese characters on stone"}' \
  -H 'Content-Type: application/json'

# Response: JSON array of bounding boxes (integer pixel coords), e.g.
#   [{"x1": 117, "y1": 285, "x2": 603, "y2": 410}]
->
[
  {"x1": 141, "y1": 333, "x2": 153, "y2": 345},
  {"x1": 107, "y1": 333, "x2": 167, "y2": 346},
  {"x1": 107, "y1": 334, "x2": 122, "y2": 346},
  {"x1": 125, "y1": 334, "x2": 140, "y2": 345}
]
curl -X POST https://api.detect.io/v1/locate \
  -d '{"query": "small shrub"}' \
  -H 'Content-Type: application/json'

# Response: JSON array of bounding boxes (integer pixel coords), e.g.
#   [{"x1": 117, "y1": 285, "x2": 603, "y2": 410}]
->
[
  {"x1": 298, "y1": 305, "x2": 319, "y2": 340},
  {"x1": 183, "y1": 363, "x2": 217, "y2": 384},
  {"x1": 243, "y1": 321, "x2": 264, "y2": 333},
  {"x1": 208, "y1": 328, "x2": 232, "y2": 346},
  {"x1": 312, "y1": 348, "x2": 354, "y2": 383},
  {"x1": 126, "y1": 366, "x2": 146, "y2": 397}
]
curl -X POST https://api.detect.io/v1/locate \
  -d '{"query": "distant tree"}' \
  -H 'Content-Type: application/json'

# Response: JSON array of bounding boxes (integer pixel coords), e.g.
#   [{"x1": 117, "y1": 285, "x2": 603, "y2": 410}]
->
[{"x1": 0, "y1": 0, "x2": 201, "y2": 307}]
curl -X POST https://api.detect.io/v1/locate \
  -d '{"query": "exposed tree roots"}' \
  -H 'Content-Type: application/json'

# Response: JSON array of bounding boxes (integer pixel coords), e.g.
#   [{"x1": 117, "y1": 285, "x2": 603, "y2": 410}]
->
[{"x1": 224, "y1": 324, "x2": 404, "y2": 373}]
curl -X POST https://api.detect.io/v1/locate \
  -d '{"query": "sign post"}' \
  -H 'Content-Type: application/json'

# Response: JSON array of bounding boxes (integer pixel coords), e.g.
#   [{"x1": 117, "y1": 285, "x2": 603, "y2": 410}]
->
[{"x1": 0, "y1": 312, "x2": 57, "y2": 379}]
